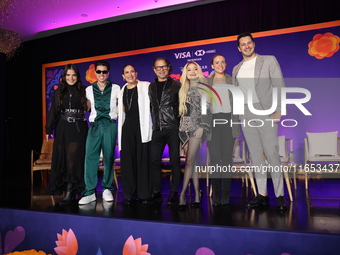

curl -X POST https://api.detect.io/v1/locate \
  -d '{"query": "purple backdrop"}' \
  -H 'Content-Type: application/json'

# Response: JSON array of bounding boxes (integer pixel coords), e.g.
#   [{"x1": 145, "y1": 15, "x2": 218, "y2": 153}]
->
[{"x1": 44, "y1": 24, "x2": 340, "y2": 164}]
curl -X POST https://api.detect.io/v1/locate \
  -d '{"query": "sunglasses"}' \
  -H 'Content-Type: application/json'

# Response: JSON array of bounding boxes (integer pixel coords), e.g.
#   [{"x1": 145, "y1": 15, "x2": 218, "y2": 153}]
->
[{"x1": 95, "y1": 70, "x2": 109, "y2": 74}]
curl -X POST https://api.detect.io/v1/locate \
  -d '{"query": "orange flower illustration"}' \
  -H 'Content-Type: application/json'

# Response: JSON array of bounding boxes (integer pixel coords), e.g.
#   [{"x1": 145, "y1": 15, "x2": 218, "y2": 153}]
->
[
  {"x1": 5, "y1": 250, "x2": 50, "y2": 255},
  {"x1": 122, "y1": 235, "x2": 150, "y2": 255},
  {"x1": 54, "y1": 229, "x2": 78, "y2": 255},
  {"x1": 86, "y1": 64, "x2": 97, "y2": 83},
  {"x1": 308, "y1": 32, "x2": 340, "y2": 59}
]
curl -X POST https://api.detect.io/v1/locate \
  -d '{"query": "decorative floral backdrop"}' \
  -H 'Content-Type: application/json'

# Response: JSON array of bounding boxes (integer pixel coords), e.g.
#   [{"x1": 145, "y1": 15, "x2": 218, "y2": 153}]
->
[
  {"x1": 2, "y1": 226, "x2": 298, "y2": 255},
  {"x1": 44, "y1": 23, "x2": 340, "y2": 165}
]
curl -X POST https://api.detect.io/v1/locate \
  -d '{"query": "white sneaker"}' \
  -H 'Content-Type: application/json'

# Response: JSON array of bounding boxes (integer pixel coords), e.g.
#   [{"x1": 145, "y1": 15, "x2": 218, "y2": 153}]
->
[
  {"x1": 102, "y1": 189, "x2": 114, "y2": 202},
  {"x1": 78, "y1": 193, "x2": 96, "y2": 205}
]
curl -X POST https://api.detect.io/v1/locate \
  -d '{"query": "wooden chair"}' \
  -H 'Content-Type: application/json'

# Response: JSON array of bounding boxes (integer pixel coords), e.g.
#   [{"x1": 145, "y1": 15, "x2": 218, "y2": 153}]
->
[
  {"x1": 278, "y1": 136, "x2": 294, "y2": 163},
  {"x1": 208, "y1": 139, "x2": 257, "y2": 196},
  {"x1": 304, "y1": 133, "x2": 340, "y2": 189},
  {"x1": 233, "y1": 139, "x2": 246, "y2": 164},
  {"x1": 31, "y1": 139, "x2": 54, "y2": 185},
  {"x1": 232, "y1": 139, "x2": 248, "y2": 186}
]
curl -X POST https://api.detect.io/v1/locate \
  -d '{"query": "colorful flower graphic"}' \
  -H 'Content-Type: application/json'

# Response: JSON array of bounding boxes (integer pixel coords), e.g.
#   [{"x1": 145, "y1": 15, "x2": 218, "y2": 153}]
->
[
  {"x1": 86, "y1": 64, "x2": 97, "y2": 84},
  {"x1": 195, "y1": 247, "x2": 215, "y2": 255},
  {"x1": 122, "y1": 235, "x2": 150, "y2": 255},
  {"x1": 0, "y1": 226, "x2": 25, "y2": 255},
  {"x1": 169, "y1": 74, "x2": 181, "y2": 81},
  {"x1": 46, "y1": 69, "x2": 60, "y2": 86},
  {"x1": 54, "y1": 229, "x2": 78, "y2": 255},
  {"x1": 308, "y1": 32, "x2": 340, "y2": 59},
  {"x1": 202, "y1": 71, "x2": 209, "y2": 77},
  {"x1": 5, "y1": 250, "x2": 50, "y2": 255}
]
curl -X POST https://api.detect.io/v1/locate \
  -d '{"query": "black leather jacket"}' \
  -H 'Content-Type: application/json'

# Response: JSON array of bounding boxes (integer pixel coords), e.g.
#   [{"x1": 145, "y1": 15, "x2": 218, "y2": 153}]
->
[{"x1": 149, "y1": 77, "x2": 181, "y2": 131}]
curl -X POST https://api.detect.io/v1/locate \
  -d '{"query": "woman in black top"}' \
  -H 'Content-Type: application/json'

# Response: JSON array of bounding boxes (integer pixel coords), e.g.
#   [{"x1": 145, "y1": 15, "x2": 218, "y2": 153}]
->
[
  {"x1": 45, "y1": 64, "x2": 89, "y2": 205},
  {"x1": 118, "y1": 64, "x2": 152, "y2": 204}
]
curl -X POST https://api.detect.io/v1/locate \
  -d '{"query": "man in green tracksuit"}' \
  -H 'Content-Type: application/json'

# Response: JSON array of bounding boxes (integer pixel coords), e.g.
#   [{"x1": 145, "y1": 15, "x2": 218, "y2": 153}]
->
[{"x1": 79, "y1": 60, "x2": 120, "y2": 205}]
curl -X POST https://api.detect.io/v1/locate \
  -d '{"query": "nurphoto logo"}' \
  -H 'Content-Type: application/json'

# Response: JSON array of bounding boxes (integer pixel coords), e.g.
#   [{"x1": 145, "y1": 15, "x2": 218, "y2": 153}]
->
[{"x1": 200, "y1": 83, "x2": 312, "y2": 127}]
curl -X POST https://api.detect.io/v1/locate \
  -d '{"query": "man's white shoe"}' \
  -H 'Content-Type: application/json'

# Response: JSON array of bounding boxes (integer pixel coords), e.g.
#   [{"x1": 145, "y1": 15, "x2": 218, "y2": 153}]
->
[
  {"x1": 78, "y1": 193, "x2": 96, "y2": 205},
  {"x1": 102, "y1": 189, "x2": 114, "y2": 202}
]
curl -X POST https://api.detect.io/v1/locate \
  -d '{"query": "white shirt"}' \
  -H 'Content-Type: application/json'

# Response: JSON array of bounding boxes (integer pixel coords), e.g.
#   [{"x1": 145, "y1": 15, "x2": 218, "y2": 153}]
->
[{"x1": 236, "y1": 56, "x2": 260, "y2": 104}]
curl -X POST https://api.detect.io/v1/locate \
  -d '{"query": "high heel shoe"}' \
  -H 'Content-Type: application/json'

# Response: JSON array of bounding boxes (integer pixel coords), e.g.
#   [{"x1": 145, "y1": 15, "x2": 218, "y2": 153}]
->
[
  {"x1": 192, "y1": 190, "x2": 202, "y2": 208},
  {"x1": 178, "y1": 195, "x2": 186, "y2": 211},
  {"x1": 178, "y1": 204, "x2": 186, "y2": 211}
]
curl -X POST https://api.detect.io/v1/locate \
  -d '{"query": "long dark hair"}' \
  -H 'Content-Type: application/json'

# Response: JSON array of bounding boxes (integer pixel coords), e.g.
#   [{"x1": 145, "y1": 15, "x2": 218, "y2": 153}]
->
[{"x1": 57, "y1": 64, "x2": 87, "y2": 111}]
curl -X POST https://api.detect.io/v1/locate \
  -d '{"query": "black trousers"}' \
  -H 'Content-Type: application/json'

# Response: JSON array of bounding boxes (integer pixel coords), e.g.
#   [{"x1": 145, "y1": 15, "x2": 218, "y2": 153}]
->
[
  {"x1": 150, "y1": 129, "x2": 181, "y2": 193},
  {"x1": 121, "y1": 117, "x2": 151, "y2": 200},
  {"x1": 208, "y1": 113, "x2": 235, "y2": 202}
]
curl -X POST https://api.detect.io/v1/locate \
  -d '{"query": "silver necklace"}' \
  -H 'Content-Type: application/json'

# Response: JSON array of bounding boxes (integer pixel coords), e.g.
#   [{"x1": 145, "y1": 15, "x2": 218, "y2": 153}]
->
[
  {"x1": 98, "y1": 82, "x2": 106, "y2": 94},
  {"x1": 126, "y1": 86, "x2": 136, "y2": 111}
]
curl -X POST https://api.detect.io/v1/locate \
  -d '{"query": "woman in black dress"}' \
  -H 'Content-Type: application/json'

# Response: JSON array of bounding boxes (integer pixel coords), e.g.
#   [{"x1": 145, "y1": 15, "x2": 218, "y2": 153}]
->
[
  {"x1": 118, "y1": 64, "x2": 152, "y2": 204},
  {"x1": 45, "y1": 64, "x2": 89, "y2": 205}
]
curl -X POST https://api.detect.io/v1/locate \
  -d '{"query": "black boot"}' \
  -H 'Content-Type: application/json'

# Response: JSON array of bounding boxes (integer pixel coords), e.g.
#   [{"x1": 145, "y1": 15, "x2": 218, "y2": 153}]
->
[{"x1": 59, "y1": 183, "x2": 76, "y2": 206}]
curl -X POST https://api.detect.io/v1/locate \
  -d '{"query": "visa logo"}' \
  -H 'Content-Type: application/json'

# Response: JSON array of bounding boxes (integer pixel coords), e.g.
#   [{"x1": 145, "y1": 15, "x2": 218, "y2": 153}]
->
[{"x1": 174, "y1": 51, "x2": 191, "y2": 59}]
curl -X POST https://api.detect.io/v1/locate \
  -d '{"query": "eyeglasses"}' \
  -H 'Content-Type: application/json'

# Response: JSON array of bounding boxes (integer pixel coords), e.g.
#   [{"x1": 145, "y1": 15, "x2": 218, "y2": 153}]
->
[
  {"x1": 154, "y1": 65, "x2": 169, "y2": 71},
  {"x1": 96, "y1": 70, "x2": 109, "y2": 74}
]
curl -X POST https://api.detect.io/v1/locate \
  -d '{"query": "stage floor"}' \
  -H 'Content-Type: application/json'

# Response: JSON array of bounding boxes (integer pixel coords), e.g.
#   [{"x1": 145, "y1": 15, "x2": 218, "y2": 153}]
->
[{"x1": 1, "y1": 174, "x2": 339, "y2": 235}]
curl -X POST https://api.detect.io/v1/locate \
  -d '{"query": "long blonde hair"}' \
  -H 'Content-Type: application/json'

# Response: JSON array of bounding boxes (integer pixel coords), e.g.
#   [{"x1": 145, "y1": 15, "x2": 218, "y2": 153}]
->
[{"x1": 179, "y1": 62, "x2": 207, "y2": 116}]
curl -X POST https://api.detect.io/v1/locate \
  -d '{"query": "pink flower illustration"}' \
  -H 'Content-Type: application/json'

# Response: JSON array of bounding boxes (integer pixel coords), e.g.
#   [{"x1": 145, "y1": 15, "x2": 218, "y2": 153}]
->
[
  {"x1": 122, "y1": 235, "x2": 150, "y2": 255},
  {"x1": 1, "y1": 226, "x2": 25, "y2": 254},
  {"x1": 196, "y1": 247, "x2": 215, "y2": 255},
  {"x1": 54, "y1": 229, "x2": 78, "y2": 255}
]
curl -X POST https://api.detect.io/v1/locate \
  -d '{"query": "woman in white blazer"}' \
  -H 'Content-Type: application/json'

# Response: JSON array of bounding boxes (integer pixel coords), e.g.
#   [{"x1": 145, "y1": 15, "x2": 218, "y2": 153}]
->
[{"x1": 118, "y1": 64, "x2": 153, "y2": 205}]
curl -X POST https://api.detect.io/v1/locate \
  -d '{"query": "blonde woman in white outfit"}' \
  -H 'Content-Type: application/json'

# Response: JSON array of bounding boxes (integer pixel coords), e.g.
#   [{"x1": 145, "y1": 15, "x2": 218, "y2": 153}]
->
[{"x1": 118, "y1": 64, "x2": 153, "y2": 205}]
